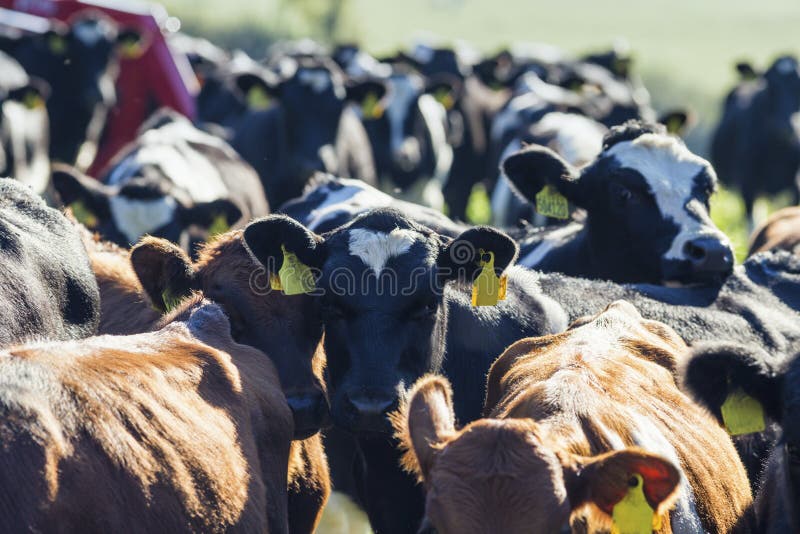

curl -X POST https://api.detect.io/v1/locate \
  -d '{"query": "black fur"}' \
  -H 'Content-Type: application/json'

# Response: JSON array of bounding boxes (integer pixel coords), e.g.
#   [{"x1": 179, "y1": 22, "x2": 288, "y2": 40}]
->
[{"x1": 601, "y1": 120, "x2": 666, "y2": 151}]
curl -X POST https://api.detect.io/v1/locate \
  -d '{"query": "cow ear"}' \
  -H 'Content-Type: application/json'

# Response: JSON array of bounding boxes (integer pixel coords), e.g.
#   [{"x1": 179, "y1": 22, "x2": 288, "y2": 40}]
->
[
  {"x1": 736, "y1": 62, "x2": 758, "y2": 81},
  {"x1": 658, "y1": 109, "x2": 691, "y2": 136},
  {"x1": 345, "y1": 79, "x2": 386, "y2": 104},
  {"x1": 437, "y1": 226, "x2": 518, "y2": 283},
  {"x1": 502, "y1": 144, "x2": 584, "y2": 207},
  {"x1": 393, "y1": 375, "x2": 456, "y2": 482},
  {"x1": 235, "y1": 72, "x2": 279, "y2": 110},
  {"x1": 178, "y1": 198, "x2": 243, "y2": 230},
  {"x1": 130, "y1": 237, "x2": 196, "y2": 313},
  {"x1": 680, "y1": 342, "x2": 783, "y2": 423},
  {"x1": 116, "y1": 28, "x2": 144, "y2": 59},
  {"x1": 51, "y1": 163, "x2": 111, "y2": 220},
  {"x1": 7, "y1": 78, "x2": 50, "y2": 107},
  {"x1": 564, "y1": 449, "x2": 680, "y2": 525},
  {"x1": 243, "y1": 215, "x2": 326, "y2": 273}
]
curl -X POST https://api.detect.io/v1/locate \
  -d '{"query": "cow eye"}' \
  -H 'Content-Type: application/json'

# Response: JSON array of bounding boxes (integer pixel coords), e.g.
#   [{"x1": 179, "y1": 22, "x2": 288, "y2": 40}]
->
[
  {"x1": 610, "y1": 182, "x2": 634, "y2": 205},
  {"x1": 410, "y1": 299, "x2": 438, "y2": 321}
]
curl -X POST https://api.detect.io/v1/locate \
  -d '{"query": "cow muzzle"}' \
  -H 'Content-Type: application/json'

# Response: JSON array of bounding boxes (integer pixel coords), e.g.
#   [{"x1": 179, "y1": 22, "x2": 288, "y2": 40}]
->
[
  {"x1": 286, "y1": 390, "x2": 330, "y2": 440},
  {"x1": 683, "y1": 236, "x2": 735, "y2": 277},
  {"x1": 337, "y1": 390, "x2": 399, "y2": 434}
]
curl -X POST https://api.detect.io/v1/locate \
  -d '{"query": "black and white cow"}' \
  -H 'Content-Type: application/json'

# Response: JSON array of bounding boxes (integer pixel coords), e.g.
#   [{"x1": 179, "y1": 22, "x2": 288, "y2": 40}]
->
[
  {"x1": 0, "y1": 49, "x2": 49, "y2": 196},
  {"x1": 503, "y1": 121, "x2": 734, "y2": 284},
  {"x1": 712, "y1": 55, "x2": 800, "y2": 226},
  {"x1": 52, "y1": 110, "x2": 267, "y2": 253},
  {"x1": 4, "y1": 14, "x2": 129, "y2": 167},
  {"x1": 197, "y1": 53, "x2": 378, "y2": 207},
  {"x1": 0, "y1": 178, "x2": 99, "y2": 343},
  {"x1": 243, "y1": 207, "x2": 800, "y2": 533}
]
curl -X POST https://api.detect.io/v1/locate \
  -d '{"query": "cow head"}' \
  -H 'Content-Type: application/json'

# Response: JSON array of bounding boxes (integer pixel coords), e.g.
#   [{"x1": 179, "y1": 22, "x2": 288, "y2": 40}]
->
[
  {"x1": 504, "y1": 120, "x2": 734, "y2": 284},
  {"x1": 244, "y1": 209, "x2": 517, "y2": 435},
  {"x1": 763, "y1": 56, "x2": 800, "y2": 143},
  {"x1": 394, "y1": 375, "x2": 681, "y2": 534},
  {"x1": 130, "y1": 230, "x2": 328, "y2": 440}
]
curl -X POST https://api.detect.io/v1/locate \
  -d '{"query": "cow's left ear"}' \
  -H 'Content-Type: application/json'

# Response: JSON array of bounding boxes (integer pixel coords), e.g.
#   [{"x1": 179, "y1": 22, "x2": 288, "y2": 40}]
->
[
  {"x1": 7, "y1": 78, "x2": 50, "y2": 108},
  {"x1": 345, "y1": 79, "x2": 386, "y2": 104},
  {"x1": 116, "y1": 27, "x2": 144, "y2": 59},
  {"x1": 502, "y1": 144, "x2": 585, "y2": 207},
  {"x1": 658, "y1": 109, "x2": 691, "y2": 136},
  {"x1": 51, "y1": 164, "x2": 112, "y2": 220},
  {"x1": 425, "y1": 74, "x2": 463, "y2": 109},
  {"x1": 437, "y1": 226, "x2": 518, "y2": 283},
  {"x1": 243, "y1": 215, "x2": 326, "y2": 273},
  {"x1": 130, "y1": 237, "x2": 197, "y2": 313},
  {"x1": 235, "y1": 72, "x2": 280, "y2": 110},
  {"x1": 177, "y1": 199, "x2": 243, "y2": 230}
]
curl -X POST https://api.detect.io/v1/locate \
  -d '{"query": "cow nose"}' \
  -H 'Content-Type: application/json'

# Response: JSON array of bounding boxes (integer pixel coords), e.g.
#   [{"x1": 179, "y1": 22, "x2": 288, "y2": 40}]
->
[
  {"x1": 683, "y1": 237, "x2": 734, "y2": 275},
  {"x1": 394, "y1": 138, "x2": 421, "y2": 171},
  {"x1": 343, "y1": 391, "x2": 398, "y2": 432},
  {"x1": 286, "y1": 391, "x2": 330, "y2": 440}
]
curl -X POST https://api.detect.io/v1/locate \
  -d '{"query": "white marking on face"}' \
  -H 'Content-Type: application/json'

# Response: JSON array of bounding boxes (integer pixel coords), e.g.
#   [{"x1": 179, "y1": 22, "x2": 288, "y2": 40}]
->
[
  {"x1": 298, "y1": 69, "x2": 332, "y2": 94},
  {"x1": 605, "y1": 134, "x2": 729, "y2": 261},
  {"x1": 110, "y1": 195, "x2": 177, "y2": 244},
  {"x1": 385, "y1": 74, "x2": 424, "y2": 156},
  {"x1": 305, "y1": 178, "x2": 393, "y2": 231},
  {"x1": 532, "y1": 112, "x2": 607, "y2": 167},
  {"x1": 72, "y1": 21, "x2": 104, "y2": 47},
  {"x1": 518, "y1": 222, "x2": 583, "y2": 267},
  {"x1": 318, "y1": 144, "x2": 338, "y2": 172},
  {"x1": 417, "y1": 93, "x2": 452, "y2": 184},
  {"x1": 348, "y1": 228, "x2": 420, "y2": 275}
]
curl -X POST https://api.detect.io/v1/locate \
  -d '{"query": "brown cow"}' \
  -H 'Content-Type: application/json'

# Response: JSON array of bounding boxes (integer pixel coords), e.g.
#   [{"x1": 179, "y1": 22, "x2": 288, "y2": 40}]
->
[
  {"x1": 0, "y1": 298, "x2": 292, "y2": 533},
  {"x1": 394, "y1": 301, "x2": 752, "y2": 534},
  {"x1": 748, "y1": 206, "x2": 800, "y2": 257}
]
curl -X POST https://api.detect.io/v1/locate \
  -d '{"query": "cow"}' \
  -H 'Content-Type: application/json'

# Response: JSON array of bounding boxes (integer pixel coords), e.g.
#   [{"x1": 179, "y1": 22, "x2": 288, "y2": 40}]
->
[
  {"x1": 52, "y1": 109, "x2": 268, "y2": 254},
  {"x1": 742, "y1": 250, "x2": 800, "y2": 311},
  {"x1": 503, "y1": 120, "x2": 734, "y2": 284},
  {"x1": 682, "y1": 342, "x2": 800, "y2": 532},
  {"x1": 242, "y1": 207, "x2": 800, "y2": 533},
  {"x1": 395, "y1": 301, "x2": 752, "y2": 533},
  {"x1": 0, "y1": 178, "x2": 99, "y2": 344},
  {"x1": 748, "y1": 206, "x2": 800, "y2": 257},
  {"x1": 127, "y1": 229, "x2": 329, "y2": 533},
  {"x1": 711, "y1": 55, "x2": 800, "y2": 226},
  {"x1": 3, "y1": 14, "x2": 132, "y2": 167},
  {"x1": 0, "y1": 297, "x2": 293, "y2": 533},
  {"x1": 0, "y1": 50, "x2": 50, "y2": 197},
  {"x1": 197, "y1": 53, "x2": 378, "y2": 207}
]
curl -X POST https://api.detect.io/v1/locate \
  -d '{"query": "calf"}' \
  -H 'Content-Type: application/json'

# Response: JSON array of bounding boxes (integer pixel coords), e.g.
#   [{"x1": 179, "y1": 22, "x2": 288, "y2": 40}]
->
[
  {"x1": 682, "y1": 343, "x2": 800, "y2": 532},
  {"x1": 504, "y1": 120, "x2": 734, "y2": 284},
  {"x1": 0, "y1": 178, "x2": 99, "y2": 344},
  {"x1": 0, "y1": 298, "x2": 293, "y2": 533},
  {"x1": 396, "y1": 301, "x2": 752, "y2": 533},
  {"x1": 53, "y1": 110, "x2": 268, "y2": 253},
  {"x1": 748, "y1": 206, "x2": 800, "y2": 257},
  {"x1": 712, "y1": 55, "x2": 800, "y2": 225}
]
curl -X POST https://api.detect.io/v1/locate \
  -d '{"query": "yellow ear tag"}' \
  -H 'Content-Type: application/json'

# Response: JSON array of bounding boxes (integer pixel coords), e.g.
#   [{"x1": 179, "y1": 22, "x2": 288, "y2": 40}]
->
[
  {"x1": 434, "y1": 87, "x2": 454, "y2": 110},
  {"x1": 611, "y1": 474, "x2": 660, "y2": 534},
  {"x1": 48, "y1": 34, "x2": 67, "y2": 56},
  {"x1": 208, "y1": 213, "x2": 230, "y2": 237},
  {"x1": 278, "y1": 245, "x2": 315, "y2": 295},
  {"x1": 119, "y1": 40, "x2": 143, "y2": 60},
  {"x1": 471, "y1": 250, "x2": 504, "y2": 307},
  {"x1": 721, "y1": 389, "x2": 766, "y2": 436},
  {"x1": 361, "y1": 91, "x2": 383, "y2": 119},
  {"x1": 21, "y1": 90, "x2": 43, "y2": 109},
  {"x1": 535, "y1": 185, "x2": 570, "y2": 219},
  {"x1": 246, "y1": 85, "x2": 271, "y2": 110}
]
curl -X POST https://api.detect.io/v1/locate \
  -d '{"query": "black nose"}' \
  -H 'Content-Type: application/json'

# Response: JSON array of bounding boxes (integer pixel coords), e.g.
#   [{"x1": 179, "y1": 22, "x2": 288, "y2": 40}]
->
[
  {"x1": 683, "y1": 237, "x2": 734, "y2": 275},
  {"x1": 286, "y1": 390, "x2": 330, "y2": 440},
  {"x1": 343, "y1": 391, "x2": 398, "y2": 433}
]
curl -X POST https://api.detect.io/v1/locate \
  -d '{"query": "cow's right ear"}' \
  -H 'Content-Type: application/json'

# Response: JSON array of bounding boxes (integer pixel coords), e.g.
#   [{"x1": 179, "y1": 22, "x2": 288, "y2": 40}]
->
[
  {"x1": 393, "y1": 374, "x2": 456, "y2": 482},
  {"x1": 130, "y1": 237, "x2": 196, "y2": 313},
  {"x1": 735, "y1": 62, "x2": 758, "y2": 81},
  {"x1": 438, "y1": 226, "x2": 518, "y2": 284},
  {"x1": 235, "y1": 72, "x2": 279, "y2": 110},
  {"x1": 502, "y1": 144, "x2": 585, "y2": 207},
  {"x1": 243, "y1": 215, "x2": 326, "y2": 273},
  {"x1": 51, "y1": 164, "x2": 111, "y2": 220},
  {"x1": 680, "y1": 342, "x2": 783, "y2": 423}
]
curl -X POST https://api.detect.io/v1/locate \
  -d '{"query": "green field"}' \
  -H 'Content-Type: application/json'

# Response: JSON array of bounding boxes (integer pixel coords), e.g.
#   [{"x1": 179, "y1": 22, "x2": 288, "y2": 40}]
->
[{"x1": 161, "y1": 0, "x2": 800, "y2": 259}]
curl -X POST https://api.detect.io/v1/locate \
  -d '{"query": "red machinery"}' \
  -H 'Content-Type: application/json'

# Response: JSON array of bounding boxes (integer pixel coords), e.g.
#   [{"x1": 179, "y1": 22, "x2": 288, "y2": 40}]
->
[{"x1": 0, "y1": 0, "x2": 197, "y2": 174}]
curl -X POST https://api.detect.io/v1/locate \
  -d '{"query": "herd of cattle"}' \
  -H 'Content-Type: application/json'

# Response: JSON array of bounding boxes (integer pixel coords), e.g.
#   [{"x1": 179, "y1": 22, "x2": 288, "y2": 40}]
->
[{"x1": 1, "y1": 7, "x2": 800, "y2": 534}]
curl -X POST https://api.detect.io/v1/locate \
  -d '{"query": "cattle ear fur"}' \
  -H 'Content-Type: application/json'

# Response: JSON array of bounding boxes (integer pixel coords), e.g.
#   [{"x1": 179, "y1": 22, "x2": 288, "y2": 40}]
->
[
  {"x1": 243, "y1": 215, "x2": 325, "y2": 273},
  {"x1": 658, "y1": 109, "x2": 691, "y2": 136},
  {"x1": 392, "y1": 374, "x2": 456, "y2": 482},
  {"x1": 680, "y1": 342, "x2": 783, "y2": 423},
  {"x1": 735, "y1": 62, "x2": 758, "y2": 81},
  {"x1": 437, "y1": 227, "x2": 518, "y2": 283},
  {"x1": 345, "y1": 79, "x2": 386, "y2": 104},
  {"x1": 235, "y1": 72, "x2": 280, "y2": 107},
  {"x1": 130, "y1": 237, "x2": 196, "y2": 313},
  {"x1": 178, "y1": 198, "x2": 243, "y2": 230},
  {"x1": 564, "y1": 448, "x2": 680, "y2": 521},
  {"x1": 502, "y1": 144, "x2": 583, "y2": 207},
  {"x1": 51, "y1": 163, "x2": 111, "y2": 220}
]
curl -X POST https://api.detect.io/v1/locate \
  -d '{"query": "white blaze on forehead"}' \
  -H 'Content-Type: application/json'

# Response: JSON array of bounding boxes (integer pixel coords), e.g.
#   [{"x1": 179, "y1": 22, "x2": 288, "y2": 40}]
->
[
  {"x1": 72, "y1": 21, "x2": 104, "y2": 46},
  {"x1": 605, "y1": 133, "x2": 729, "y2": 261},
  {"x1": 348, "y1": 228, "x2": 420, "y2": 275},
  {"x1": 298, "y1": 69, "x2": 332, "y2": 94},
  {"x1": 386, "y1": 74, "x2": 424, "y2": 154},
  {"x1": 110, "y1": 195, "x2": 177, "y2": 243},
  {"x1": 532, "y1": 112, "x2": 606, "y2": 167}
]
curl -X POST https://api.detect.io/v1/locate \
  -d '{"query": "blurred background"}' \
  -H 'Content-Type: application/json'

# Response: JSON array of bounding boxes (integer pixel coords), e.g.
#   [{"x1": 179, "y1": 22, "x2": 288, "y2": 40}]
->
[{"x1": 158, "y1": 0, "x2": 800, "y2": 258}]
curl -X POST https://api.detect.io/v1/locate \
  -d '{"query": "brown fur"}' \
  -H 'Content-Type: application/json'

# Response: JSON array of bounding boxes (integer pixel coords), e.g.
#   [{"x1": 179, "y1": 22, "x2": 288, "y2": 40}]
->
[
  {"x1": 394, "y1": 301, "x2": 752, "y2": 534},
  {"x1": 0, "y1": 299, "x2": 292, "y2": 532},
  {"x1": 748, "y1": 206, "x2": 800, "y2": 257}
]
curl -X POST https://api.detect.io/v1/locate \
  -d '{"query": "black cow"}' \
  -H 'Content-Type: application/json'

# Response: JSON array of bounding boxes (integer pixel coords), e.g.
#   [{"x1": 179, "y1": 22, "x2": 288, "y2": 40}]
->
[
  {"x1": 712, "y1": 55, "x2": 800, "y2": 226},
  {"x1": 52, "y1": 110, "x2": 268, "y2": 254},
  {"x1": 3, "y1": 15, "x2": 131, "y2": 166},
  {"x1": 503, "y1": 121, "x2": 734, "y2": 284},
  {"x1": 0, "y1": 178, "x2": 99, "y2": 343},
  {"x1": 244, "y1": 207, "x2": 799, "y2": 533},
  {"x1": 682, "y1": 343, "x2": 800, "y2": 531},
  {"x1": 0, "y1": 50, "x2": 50, "y2": 197},
  {"x1": 197, "y1": 53, "x2": 377, "y2": 207}
]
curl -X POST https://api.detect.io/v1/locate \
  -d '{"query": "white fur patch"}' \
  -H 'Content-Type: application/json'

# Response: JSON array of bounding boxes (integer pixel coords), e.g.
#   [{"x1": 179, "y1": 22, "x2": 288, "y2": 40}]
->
[
  {"x1": 385, "y1": 74, "x2": 424, "y2": 156},
  {"x1": 518, "y1": 223, "x2": 583, "y2": 267},
  {"x1": 532, "y1": 112, "x2": 607, "y2": 167},
  {"x1": 109, "y1": 195, "x2": 177, "y2": 244},
  {"x1": 305, "y1": 178, "x2": 393, "y2": 231},
  {"x1": 417, "y1": 93, "x2": 453, "y2": 187},
  {"x1": 298, "y1": 69, "x2": 332, "y2": 94},
  {"x1": 348, "y1": 228, "x2": 419, "y2": 275},
  {"x1": 606, "y1": 134, "x2": 730, "y2": 261}
]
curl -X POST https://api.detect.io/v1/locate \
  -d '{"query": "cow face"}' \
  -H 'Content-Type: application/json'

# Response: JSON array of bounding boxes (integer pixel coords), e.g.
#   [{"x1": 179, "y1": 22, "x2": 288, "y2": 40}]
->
[
  {"x1": 763, "y1": 56, "x2": 800, "y2": 143},
  {"x1": 130, "y1": 232, "x2": 328, "y2": 440},
  {"x1": 395, "y1": 375, "x2": 680, "y2": 534},
  {"x1": 244, "y1": 210, "x2": 517, "y2": 435},
  {"x1": 504, "y1": 121, "x2": 734, "y2": 284}
]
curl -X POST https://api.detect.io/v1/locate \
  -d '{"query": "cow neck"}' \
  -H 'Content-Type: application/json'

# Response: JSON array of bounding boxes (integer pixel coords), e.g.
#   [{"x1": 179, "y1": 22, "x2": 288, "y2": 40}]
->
[{"x1": 582, "y1": 217, "x2": 641, "y2": 282}]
